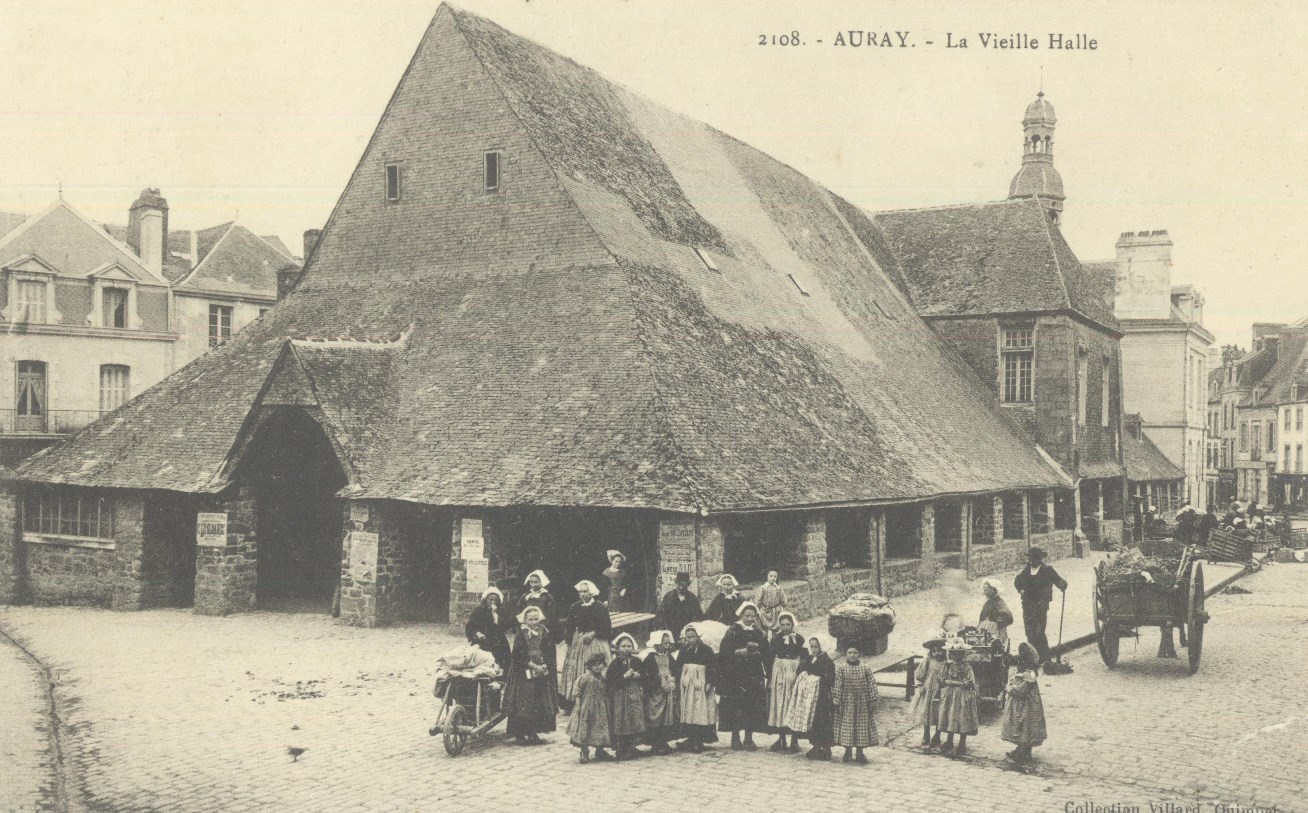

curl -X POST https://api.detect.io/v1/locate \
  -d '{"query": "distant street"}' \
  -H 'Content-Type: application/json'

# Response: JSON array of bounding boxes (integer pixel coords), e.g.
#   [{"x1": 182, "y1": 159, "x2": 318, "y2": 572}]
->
[{"x1": 0, "y1": 564, "x2": 1303, "y2": 813}]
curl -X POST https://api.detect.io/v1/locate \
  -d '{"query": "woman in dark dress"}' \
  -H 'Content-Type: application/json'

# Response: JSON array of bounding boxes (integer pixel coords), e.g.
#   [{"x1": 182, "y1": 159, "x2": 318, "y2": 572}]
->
[
  {"x1": 705, "y1": 574, "x2": 745, "y2": 624},
  {"x1": 717, "y1": 602, "x2": 772, "y2": 750},
  {"x1": 792, "y1": 637, "x2": 836, "y2": 760},
  {"x1": 600, "y1": 550, "x2": 629, "y2": 613},
  {"x1": 503, "y1": 606, "x2": 559, "y2": 744},
  {"x1": 559, "y1": 580, "x2": 613, "y2": 710},
  {"x1": 464, "y1": 586, "x2": 512, "y2": 672}
]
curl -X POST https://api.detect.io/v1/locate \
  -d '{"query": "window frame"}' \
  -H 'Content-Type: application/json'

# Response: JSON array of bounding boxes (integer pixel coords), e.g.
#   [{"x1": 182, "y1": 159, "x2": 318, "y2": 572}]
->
[
  {"x1": 22, "y1": 486, "x2": 117, "y2": 547},
  {"x1": 208, "y1": 304, "x2": 233, "y2": 348},
  {"x1": 483, "y1": 150, "x2": 501, "y2": 193},
  {"x1": 384, "y1": 162, "x2": 402, "y2": 203},
  {"x1": 98, "y1": 364, "x2": 130, "y2": 412},
  {"x1": 15, "y1": 278, "x2": 48, "y2": 323},
  {"x1": 999, "y1": 324, "x2": 1035, "y2": 404},
  {"x1": 102, "y1": 287, "x2": 129, "y2": 329}
]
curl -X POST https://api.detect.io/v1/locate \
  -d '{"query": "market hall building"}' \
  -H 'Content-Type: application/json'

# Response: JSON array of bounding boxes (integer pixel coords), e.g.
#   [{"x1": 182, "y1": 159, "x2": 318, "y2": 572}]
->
[{"x1": 0, "y1": 5, "x2": 1077, "y2": 628}]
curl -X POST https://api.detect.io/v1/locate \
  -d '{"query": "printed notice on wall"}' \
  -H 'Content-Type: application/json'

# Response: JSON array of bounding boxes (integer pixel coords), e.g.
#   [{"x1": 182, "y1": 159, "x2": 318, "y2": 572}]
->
[
  {"x1": 461, "y1": 518, "x2": 482, "y2": 539},
  {"x1": 658, "y1": 561, "x2": 694, "y2": 593},
  {"x1": 196, "y1": 513, "x2": 227, "y2": 547},
  {"x1": 349, "y1": 503, "x2": 369, "y2": 525},
  {"x1": 349, "y1": 531, "x2": 379, "y2": 581},
  {"x1": 465, "y1": 558, "x2": 489, "y2": 594},
  {"x1": 461, "y1": 536, "x2": 484, "y2": 560}
]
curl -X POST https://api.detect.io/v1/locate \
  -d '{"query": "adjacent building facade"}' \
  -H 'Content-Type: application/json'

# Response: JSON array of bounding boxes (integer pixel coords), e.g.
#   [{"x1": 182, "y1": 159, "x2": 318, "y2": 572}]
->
[
  {"x1": 0, "y1": 6, "x2": 1080, "y2": 626},
  {"x1": 0, "y1": 191, "x2": 300, "y2": 466},
  {"x1": 1086, "y1": 230, "x2": 1214, "y2": 508},
  {"x1": 872, "y1": 92, "x2": 1128, "y2": 549}
]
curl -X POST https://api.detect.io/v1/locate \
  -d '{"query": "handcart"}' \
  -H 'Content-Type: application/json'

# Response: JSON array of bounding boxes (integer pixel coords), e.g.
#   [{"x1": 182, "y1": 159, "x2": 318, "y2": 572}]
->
[
  {"x1": 428, "y1": 675, "x2": 506, "y2": 756},
  {"x1": 956, "y1": 626, "x2": 1010, "y2": 707}
]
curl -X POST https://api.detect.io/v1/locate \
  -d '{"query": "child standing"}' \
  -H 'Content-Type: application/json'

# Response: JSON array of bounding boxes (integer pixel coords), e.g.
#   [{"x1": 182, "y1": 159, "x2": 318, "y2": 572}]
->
[
  {"x1": 640, "y1": 630, "x2": 679, "y2": 755},
  {"x1": 909, "y1": 637, "x2": 948, "y2": 749},
  {"x1": 832, "y1": 645, "x2": 879, "y2": 764},
  {"x1": 785, "y1": 637, "x2": 835, "y2": 761},
  {"x1": 755, "y1": 570, "x2": 789, "y2": 631},
  {"x1": 936, "y1": 639, "x2": 980, "y2": 755},
  {"x1": 674, "y1": 624, "x2": 718, "y2": 752},
  {"x1": 1002, "y1": 642, "x2": 1047, "y2": 764},
  {"x1": 567, "y1": 653, "x2": 613, "y2": 763},
  {"x1": 606, "y1": 632, "x2": 647, "y2": 760},
  {"x1": 766, "y1": 612, "x2": 804, "y2": 753}
]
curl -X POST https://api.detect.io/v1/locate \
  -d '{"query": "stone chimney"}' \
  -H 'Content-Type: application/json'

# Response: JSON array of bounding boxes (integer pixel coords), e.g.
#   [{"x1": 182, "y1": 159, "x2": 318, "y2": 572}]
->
[
  {"x1": 1112, "y1": 229, "x2": 1172, "y2": 321},
  {"x1": 127, "y1": 188, "x2": 169, "y2": 275},
  {"x1": 1221, "y1": 344, "x2": 1244, "y2": 366},
  {"x1": 302, "y1": 228, "x2": 322, "y2": 260},
  {"x1": 276, "y1": 263, "x2": 303, "y2": 302}
]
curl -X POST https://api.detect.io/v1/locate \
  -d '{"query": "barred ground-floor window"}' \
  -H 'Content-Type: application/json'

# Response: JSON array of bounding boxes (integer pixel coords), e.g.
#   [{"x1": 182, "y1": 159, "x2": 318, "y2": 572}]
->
[{"x1": 23, "y1": 487, "x2": 116, "y2": 541}]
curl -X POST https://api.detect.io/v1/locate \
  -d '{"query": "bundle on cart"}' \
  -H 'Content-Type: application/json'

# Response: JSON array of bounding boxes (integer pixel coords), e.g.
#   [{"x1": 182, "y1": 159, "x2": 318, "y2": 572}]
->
[
  {"x1": 828, "y1": 593, "x2": 896, "y2": 655},
  {"x1": 1100, "y1": 549, "x2": 1186, "y2": 592}
]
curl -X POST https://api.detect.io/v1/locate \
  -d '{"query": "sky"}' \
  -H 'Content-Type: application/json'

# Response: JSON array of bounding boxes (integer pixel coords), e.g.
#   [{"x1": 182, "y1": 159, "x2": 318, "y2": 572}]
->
[{"x1": 0, "y1": 0, "x2": 1304, "y2": 350}]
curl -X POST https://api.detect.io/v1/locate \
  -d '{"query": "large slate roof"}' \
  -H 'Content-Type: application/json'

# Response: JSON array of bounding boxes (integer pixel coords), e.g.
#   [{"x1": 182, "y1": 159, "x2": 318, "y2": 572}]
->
[
  {"x1": 173, "y1": 222, "x2": 290, "y2": 298},
  {"x1": 17, "y1": 4, "x2": 1066, "y2": 512},
  {"x1": 870, "y1": 199, "x2": 1118, "y2": 332}
]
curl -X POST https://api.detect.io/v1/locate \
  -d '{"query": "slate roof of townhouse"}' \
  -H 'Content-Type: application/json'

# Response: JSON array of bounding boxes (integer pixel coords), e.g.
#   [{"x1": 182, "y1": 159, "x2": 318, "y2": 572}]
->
[
  {"x1": 869, "y1": 199, "x2": 1119, "y2": 333},
  {"x1": 1122, "y1": 415, "x2": 1184, "y2": 483},
  {"x1": 17, "y1": 4, "x2": 1069, "y2": 512},
  {"x1": 173, "y1": 222, "x2": 293, "y2": 299},
  {"x1": 1254, "y1": 334, "x2": 1308, "y2": 404}
]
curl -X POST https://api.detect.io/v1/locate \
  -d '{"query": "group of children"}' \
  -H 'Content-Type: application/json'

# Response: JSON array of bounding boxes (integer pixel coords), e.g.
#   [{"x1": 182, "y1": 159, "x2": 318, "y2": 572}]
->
[
  {"x1": 910, "y1": 634, "x2": 1047, "y2": 763},
  {"x1": 563, "y1": 605, "x2": 884, "y2": 765}
]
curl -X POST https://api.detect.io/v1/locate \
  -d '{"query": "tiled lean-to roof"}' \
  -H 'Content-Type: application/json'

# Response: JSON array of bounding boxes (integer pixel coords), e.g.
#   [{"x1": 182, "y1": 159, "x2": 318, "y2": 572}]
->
[
  {"x1": 18, "y1": 4, "x2": 1067, "y2": 512},
  {"x1": 1122, "y1": 416, "x2": 1184, "y2": 484}
]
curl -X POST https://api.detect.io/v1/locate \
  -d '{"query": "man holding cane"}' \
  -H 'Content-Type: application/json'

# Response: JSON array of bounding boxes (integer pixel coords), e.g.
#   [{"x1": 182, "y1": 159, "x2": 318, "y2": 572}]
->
[{"x1": 1013, "y1": 547, "x2": 1067, "y2": 664}]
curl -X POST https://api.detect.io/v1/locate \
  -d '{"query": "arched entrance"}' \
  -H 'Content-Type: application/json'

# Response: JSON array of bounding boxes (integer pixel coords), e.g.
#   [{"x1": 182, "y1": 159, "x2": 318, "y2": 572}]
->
[{"x1": 239, "y1": 407, "x2": 348, "y2": 612}]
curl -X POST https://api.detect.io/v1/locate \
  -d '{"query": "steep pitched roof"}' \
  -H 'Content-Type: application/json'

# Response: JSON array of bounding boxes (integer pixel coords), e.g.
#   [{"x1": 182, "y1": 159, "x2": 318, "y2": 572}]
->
[
  {"x1": 17, "y1": 4, "x2": 1066, "y2": 510},
  {"x1": 0, "y1": 211, "x2": 27, "y2": 237},
  {"x1": 173, "y1": 222, "x2": 289, "y2": 298},
  {"x1": 1122, "y1": 416, "x2": 1184, "y2": 483},
  {"x1": 0, "y1": 201, "x2": 168, "y2": 285},
  {"x1": 868, "y1": 199, "x2": 1118, "y2": 332},
  {"x1": 1256, "y1": 334, "x2": 1308, "y2": 404}
]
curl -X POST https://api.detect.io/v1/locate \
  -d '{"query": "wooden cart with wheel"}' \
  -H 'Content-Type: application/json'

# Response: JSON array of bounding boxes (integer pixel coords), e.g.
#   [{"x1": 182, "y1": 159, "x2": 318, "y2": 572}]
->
[
  {"x1": 1092, "y1": 553, "x2": 1209, "y2": 675},
  {"x1": 958, "y1": 628, "x2": 1009, "y2": 707},
  {"x1": 427, "y1": 675, "x2": 507, "y2": 756}
]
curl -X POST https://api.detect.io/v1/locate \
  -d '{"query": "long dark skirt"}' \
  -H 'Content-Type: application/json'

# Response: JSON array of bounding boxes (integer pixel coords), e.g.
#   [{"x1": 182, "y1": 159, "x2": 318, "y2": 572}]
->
[{"x1": 504, "y1": 672, "x2": 559, "y2": 736}]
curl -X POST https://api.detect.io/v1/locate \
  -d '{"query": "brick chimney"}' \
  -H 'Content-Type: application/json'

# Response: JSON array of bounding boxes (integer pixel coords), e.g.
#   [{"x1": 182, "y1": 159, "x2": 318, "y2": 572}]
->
[
  {"x1": 302, "y1": 228, "x2": 322, "y2": 260},
  {"x1": 127, "y1": 188, "x2": 168, "y2": 275},
  {"x1": 1112, "y1": 229, "x2": 1172, "y2": 321}
]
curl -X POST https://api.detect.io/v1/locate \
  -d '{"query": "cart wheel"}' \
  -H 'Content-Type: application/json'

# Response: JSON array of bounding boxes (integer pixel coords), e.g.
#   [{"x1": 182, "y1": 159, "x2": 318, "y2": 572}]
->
[
  {"x1": 1092, "y1": 569, "x2": 1119, "y2": 668},
  {"x1": 1187, "y1": 563, "x2": 1205, "y2": 675},
  {"x1": 443, "y1": 704, "x2": 469, "y2": 756}
]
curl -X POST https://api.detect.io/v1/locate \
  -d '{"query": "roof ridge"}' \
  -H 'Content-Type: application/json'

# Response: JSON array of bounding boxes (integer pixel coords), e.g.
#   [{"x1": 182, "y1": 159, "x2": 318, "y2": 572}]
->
[
  {"x1": 870, "y1": 198, "x2": 1028, "y2": 216},
  {"x1": 450, "y1": 6, "x2": 708, "y2": 512},
  {"x1": 1038, "y1": 210, "x2": 1074, "y2": 311},
  {"x1": 173, "y1": 221, "x2": 235, "y2": 288}
]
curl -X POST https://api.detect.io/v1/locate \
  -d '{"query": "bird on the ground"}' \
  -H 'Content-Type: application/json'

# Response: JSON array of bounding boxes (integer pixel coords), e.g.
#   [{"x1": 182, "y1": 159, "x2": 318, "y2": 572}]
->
[{"x1": 287, "y1": 746, "x2": 307, "y2": 762}]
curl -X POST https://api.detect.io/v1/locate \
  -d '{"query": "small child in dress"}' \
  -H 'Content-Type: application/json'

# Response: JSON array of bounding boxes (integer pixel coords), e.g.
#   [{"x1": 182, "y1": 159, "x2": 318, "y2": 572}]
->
[
  {"x1": 936, "y1": 639, "x2": 980, "y2": 755},
  {"x1": 1001, "y1": 642, "x2": 1047, "y2": 764},
  {"x1": 910, "y1": 637, "x2": 948, "y2": 749},
  {"x1": 756, "y1": 570, "x2": 789, "y2": 630},
  {"x1": 568, "y1": 653, "x2": 613, "y2": 763},
  {"x1": 766, "y1": 612, "x2": 804, "y2": 753},
  {"x1": 606, "y1": 632, "x2": 647, "y2": 760},
  {"x1": 832, "y1": 645, "x2": 879, "y2": 765}
]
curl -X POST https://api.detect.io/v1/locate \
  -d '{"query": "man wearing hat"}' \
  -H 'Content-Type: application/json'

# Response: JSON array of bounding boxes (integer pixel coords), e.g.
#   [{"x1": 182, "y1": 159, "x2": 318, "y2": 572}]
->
[
  {"x1": 658, "y1": 572, "x2": 703, "y2": 639},
  {"x1": 1012, "y1": 547, "x2": 1067, "y2": 664}
]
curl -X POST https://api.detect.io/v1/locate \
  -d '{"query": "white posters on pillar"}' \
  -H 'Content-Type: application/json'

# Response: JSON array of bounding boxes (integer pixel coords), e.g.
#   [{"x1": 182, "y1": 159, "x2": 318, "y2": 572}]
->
[
  {"x1": 196, "y1": 513, "x2": 227, "y2": 547},
  {"x1": 461, "y1": 537, "x2": 484, "y2": 560},
  {"x1": 349, "y1": 531, "x2": 379, "y2": 582},
  {"x1": 465, "y1": 558, "x2": 489, "y2": 594},
  {"x1": 349, "y1": 504, "x2": 370, "y2": 525}
]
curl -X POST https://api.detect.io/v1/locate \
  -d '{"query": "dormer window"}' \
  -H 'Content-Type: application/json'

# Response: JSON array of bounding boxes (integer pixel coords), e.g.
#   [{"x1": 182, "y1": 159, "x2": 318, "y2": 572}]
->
[
  {"x1": 103, "y1": 287, "x2": 128, "y2": 329},
  {"x1": 15, "y1": 280, "x2": 47, "y2": 323},
  {"x1": 385, "y1": 163, "x2": 402, "y2": 202},
  {"x1": 484, "y1": 151, "x2": 500, "y2": 193}
]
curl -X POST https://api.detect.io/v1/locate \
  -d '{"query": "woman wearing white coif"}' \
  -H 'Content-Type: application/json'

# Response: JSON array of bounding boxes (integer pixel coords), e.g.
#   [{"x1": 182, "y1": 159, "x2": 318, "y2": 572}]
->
[
  {"x1": 516, "y1": 569, "x2": 555, "y2": 629},
  {"x1": 977, "y1": 580, "x2": 1014, "y2": 645},
  {"x1": 706, "y1": 574, "x2": 745, "y2": 624},
  {"x1": 600, "y1": 550, "x2": 629, "y2": 613},
  {"x1": 558, "y1": 580, "x2": 613, "y2": 710}
]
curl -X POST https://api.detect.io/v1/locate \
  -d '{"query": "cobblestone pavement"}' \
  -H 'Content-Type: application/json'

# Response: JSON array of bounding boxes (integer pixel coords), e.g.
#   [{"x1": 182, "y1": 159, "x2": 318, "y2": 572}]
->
[
  {"x1": 0, "y1": 628, "x2": 60, "y2": 812},
  {"x1": 0, "y1": 562, "x2": 1301, "y2": 813}
]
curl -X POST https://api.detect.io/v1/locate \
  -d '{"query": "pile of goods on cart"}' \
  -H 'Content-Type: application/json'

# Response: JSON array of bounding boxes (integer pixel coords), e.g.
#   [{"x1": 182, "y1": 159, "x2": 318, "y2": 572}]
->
[
  {"x1": 951, "y1": 624, "x2": 1009, "y2": 705},
  {"x1": 828, "y1": 592, "x2": 896, "y2": 656},
  {"x1": 1092, "y1": 546, "x2": 1208, "y2": 674}
]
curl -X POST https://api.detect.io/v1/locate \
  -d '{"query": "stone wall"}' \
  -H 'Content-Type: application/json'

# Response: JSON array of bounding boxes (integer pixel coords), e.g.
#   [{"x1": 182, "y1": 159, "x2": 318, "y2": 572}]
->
[
  {"x1": 21, "y1": 493, "x2": 146, "y2": 609},
  {"x1": 0, "y1": 488, "x2": 22, "y2": 604},
  {"x1": 193, "y1": 489, "x2": 257, "y2": 616},
  {"x1": 448, "y1": 511, "x2": 521, "y2": 629}
]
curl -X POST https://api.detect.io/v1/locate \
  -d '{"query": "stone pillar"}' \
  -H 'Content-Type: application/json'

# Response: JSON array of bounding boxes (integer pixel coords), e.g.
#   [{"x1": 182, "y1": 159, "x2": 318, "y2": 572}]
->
[
  {"x1": 696, "y1": 516, "x2": 724, "y2": 601},
  {"x1": 656, "y1": 514, "x2": 699, "y2": 600},
  {"x1": 338, "y1": 500, "x2": 392, "y2": 628},
  {"x1": 448, "y1": 512, "x2": 494, "y2": 628},
  {"x1": 868, "y1": 510, "x2": 885, "y2": 595},
  {"x1": 1046, "y1": 490, "x2": 1056, "y2": 533},
  {"x1": 1073, "y1": 482, "x2": 1084, "y2": 538},
  {"x1": 797, "y1": 513, "x2": 828, "y2": 581},
  {"x1": 0, "y1": 486, "x2": 25, "y2": 605},
  {"x1": 993, "y1": 495, "x2": 1005, "y2": 542},
  {"x1": 1021, "y1": 492, "x2": 1032, "y2": 545},
  {"x1": 193, "y1": 487, "x2": 257, "y2": 616},
  {"x1": 919, "y1": 503, "x2": 939, "y2": 582},
  {"x1": 110, "y1": 495, "x2": 147, "y2": 611},
  {"x1": 1096, "y1": 481, "x2": 1106, "y2": 525},
  {"x1": 960, "y1": 500, "x2": 973, "y2": 576}
]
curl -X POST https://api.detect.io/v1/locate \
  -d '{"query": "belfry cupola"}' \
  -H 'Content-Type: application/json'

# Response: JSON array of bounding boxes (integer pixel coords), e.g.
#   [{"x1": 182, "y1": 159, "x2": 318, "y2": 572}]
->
[{"x1": 1007, "y1": 91, "x2": 1065, "y2": 225}]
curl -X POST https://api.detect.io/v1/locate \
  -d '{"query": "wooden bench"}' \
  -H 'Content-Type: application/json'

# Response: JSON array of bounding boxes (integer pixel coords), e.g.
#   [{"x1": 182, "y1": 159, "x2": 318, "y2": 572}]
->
[{"x1": 609, "y1": 611, "x2": 657, "y2": 641}]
